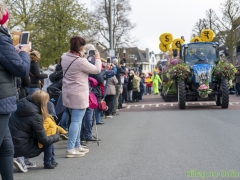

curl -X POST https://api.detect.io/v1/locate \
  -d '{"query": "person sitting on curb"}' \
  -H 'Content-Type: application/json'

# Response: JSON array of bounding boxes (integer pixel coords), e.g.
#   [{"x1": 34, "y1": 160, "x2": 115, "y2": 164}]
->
[{"x1": 9, "y1": 91, "x2": 60, "y2": 172}]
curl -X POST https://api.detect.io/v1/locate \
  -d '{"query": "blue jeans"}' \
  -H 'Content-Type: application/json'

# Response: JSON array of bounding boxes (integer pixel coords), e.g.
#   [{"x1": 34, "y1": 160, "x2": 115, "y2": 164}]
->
[
  {"x1": 138, "y1": 89, "x2": 144, "y2": 100},
  {"x1": 81, "y1": 108, "x2": 94, "y2": 139},
  {"x1": 60, "y1": 109, "x2": 69, "y2": 131},
  {"x1": 94, "y1": 108, "x2": 102, "y2": 123},
  {"x1": 67, "y1": 109, "x2": 86, "y2": 150},
  {"x1": 118, "y1": 93, "x2": 122, "y2": 108},
  {"x1": 47, "y1": 101, "x2": 57, "y2": 118},
  {"x1": 42, "y1": 144, "x2": 55, "y2": 166},
  {"x1": 236, "y1": 83, "x2": 240, "y2": 96},
  {"x1": 25, "y1": 87, "x2": 40, "y2": 96}
]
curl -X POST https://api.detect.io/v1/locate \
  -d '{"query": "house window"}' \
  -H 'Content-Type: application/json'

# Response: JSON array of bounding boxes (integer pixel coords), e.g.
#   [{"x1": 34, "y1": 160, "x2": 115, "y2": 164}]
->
[{"x1": 237, "y1": 45, "x2": 240, "y2": 54}]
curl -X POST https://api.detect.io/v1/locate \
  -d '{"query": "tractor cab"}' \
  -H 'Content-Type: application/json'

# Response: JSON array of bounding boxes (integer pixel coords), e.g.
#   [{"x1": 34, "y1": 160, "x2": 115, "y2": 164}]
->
[{"x1": 180, "y1": 42, "x2": 219, "y2": 68}]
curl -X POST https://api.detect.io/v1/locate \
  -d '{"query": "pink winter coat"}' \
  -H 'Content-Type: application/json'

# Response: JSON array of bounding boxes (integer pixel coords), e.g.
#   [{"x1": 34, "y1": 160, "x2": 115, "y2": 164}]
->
[{"x1": 61, "y1": 52, "x2": 102, "y2": 109}]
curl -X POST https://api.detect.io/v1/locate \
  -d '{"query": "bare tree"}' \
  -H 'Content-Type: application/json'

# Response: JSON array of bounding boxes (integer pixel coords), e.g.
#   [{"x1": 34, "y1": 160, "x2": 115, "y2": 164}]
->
[
  {"x1": 91, "y1": 0, "x2": 135, "y2": 50},
  {"x1": 205, "y1": 9, "x2": 218, "y2": 34},
  {"x1": 192, "y1": 9, "x2": 218, "y2": 37},
  {"x1": 192, "y1": 19, "x2": 208, "y2": 37},
  {"x1": 214, "y1": 0, "x2": 240, "y2": 63}
]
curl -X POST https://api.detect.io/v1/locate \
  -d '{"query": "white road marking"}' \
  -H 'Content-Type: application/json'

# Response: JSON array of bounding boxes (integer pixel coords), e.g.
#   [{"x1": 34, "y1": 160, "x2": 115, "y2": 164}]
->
[
  {"x1": 171, "y1": 103, "x2": 173, "y2": 106},
  {"x1": 186, "y1": 103, "x2": 188, "y2": 106},
  {"x1": 156, "y1": 104, "x2": 159, "y2": 107},
  {"x1": 149, "y1": 104, "x2": 152, "y2": 106},
  {"x1": 163, "y1": 104, "x2": 166, "y2": 106},
  {"x1": 127, "y1": 106, "x2": 130, "y2": 109},
  {"x1": 229, "y1": 103, "x2": 233, "y2": 105},
  {"x1": 142, "y1": 105, "x2": 145, "y2": 108},
  {"x1": 200, "y1": 103, "x2": 203, "y2": 105}
]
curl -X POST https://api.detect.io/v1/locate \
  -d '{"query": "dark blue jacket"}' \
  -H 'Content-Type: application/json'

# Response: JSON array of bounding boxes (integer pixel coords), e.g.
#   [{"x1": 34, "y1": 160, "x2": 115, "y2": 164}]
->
[
  {"x1": 0, "y1": 26, "x2": 30, "y2": 114},
  {"x1": 88, "y1": 56, "x2": 104, "y2": 98},
  {"x1": 115, "y1": 65, "x2": 126, "y2": 85},
  {"x1": 140, "y1": 78, "x2": 144, "y2": 90}
]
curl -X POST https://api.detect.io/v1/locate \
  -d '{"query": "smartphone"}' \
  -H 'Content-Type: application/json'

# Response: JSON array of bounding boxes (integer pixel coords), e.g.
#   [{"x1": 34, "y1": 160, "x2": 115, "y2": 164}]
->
[
  {"x1": 88, "y1": 50, "x2": 95, "y2": 56},
  {"x1": 20, "y1": 31, "x2": 30, "y2": 46},
  {"x1": 107, "y1": 57, "x2": 111, "y2": 63}
]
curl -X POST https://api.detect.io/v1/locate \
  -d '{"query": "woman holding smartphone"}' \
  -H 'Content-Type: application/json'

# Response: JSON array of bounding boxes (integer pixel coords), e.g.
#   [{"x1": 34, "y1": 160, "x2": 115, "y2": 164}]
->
[
  {"x1": 0, "y1": 2, "x2": 31, "y2": 180},
  {"x1": 61, "y1": 36, "x2": 102, "y2": 157}
]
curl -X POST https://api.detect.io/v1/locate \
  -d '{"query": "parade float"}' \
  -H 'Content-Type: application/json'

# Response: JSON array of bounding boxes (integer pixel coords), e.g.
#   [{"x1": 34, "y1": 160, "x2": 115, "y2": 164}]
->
[{"x1": 159, "y1": 29, "x2": 237, "y2": 109}]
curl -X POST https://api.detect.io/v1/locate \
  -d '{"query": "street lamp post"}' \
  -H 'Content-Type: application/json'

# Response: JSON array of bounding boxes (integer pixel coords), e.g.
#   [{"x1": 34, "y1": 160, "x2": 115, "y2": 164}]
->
[{"x1": 123, "y1": 48, "x2": 126, "y2": 58}]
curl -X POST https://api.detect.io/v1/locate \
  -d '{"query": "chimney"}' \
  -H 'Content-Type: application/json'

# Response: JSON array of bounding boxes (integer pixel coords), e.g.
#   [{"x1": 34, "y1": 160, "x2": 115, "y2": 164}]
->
[{"x1": 146, "y1": 48, "x2": 149, "y2": 62}]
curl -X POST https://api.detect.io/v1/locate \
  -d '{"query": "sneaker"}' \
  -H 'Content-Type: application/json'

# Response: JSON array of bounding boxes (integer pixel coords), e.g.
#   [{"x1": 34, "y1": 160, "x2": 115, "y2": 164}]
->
[
  {"x1": 116, "y1": 109, "x2": 119, "y2": 112},
  {"x1": 66, "y1": 149, "x2": 85, "y2": 158},
  {"x1": 14, "y1": 158, "x2": 28, "y2": 173},
  {"x1": 75, "y1": 147, "x2": 89, "y2": 154},
  {"x1": 105, "y1": 116, "x2": 113, "y2": 118},
  {"x1": 44, "y1": 164, "x2": 55, "y2": 169},
  {"x1": 96, "y1": 122, "x2": 105, "y2": 125},
  {"x1": 52, "y1": 162, "x2": 58, "y2": 167},
  {"x1": 24, "y1": 158, "x2": 37, "y2": 168},
  {"x1": 86, "y1": 136, "x2": 101, "y2": 144},
  {"x1": 112, "y1": 112, "x2": 119, "y2": 116},
  {"x1": 60, "y1": 134, "x2": 68, "y2": 140}
]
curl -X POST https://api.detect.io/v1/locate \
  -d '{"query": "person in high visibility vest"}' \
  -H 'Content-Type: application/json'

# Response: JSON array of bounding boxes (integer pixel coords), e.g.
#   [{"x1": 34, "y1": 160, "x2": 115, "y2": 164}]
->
[{"x1": 151, "y1": 71, "x2": 162, "y2": 95}]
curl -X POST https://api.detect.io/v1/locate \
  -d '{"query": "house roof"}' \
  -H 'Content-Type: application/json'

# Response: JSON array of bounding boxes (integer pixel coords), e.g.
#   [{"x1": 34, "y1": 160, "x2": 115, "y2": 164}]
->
[{"x1": 119, "y1": 47, "x2": 148, "y2": 63}]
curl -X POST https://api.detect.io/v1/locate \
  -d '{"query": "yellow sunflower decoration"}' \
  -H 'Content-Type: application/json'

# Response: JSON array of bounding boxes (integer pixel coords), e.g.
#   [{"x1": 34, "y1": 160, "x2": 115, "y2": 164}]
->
[
  {"x1": 190, "y1": 37, "x2": 202, "y2": 43},
  {"x1": 159, "y1": 33, "x2": 173, "y2": 45},
  {"x1": 159, "y1": 43, "x2": 170, "y2": 52},
  {"x1": 172, "y1": 38, "x2": 184, "y2": 50},
  {"x1": 200, "y1": 29, "x2": 215, "y2": 42}
]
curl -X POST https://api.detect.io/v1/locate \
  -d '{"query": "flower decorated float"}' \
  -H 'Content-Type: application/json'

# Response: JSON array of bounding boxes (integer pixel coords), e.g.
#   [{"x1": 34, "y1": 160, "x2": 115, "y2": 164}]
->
[{"x1": 158, "y1": 29, "x2": 237, "y2": 109}]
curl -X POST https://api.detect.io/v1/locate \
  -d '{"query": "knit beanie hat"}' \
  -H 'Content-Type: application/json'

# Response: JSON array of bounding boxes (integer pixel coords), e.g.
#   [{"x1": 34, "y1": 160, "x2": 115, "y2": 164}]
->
[{"x1": 0, "y1": 5, "x2": 8, "y2": 25}]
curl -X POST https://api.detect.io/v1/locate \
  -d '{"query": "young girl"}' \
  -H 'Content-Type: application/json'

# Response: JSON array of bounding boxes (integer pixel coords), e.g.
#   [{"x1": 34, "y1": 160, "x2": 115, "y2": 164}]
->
[
  {"x1": 32, "y1": 91, "x2": 68, "y2": 169},
  {"x1": 145, "y1": 73, "x2": 153, "y2": 95}
]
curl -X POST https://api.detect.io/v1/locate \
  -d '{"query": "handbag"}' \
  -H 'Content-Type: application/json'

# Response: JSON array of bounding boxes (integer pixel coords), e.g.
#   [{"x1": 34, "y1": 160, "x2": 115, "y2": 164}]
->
[
  {"x1": 98, "y1": 100, "x2": 107, "y2": 111},
  {"x1": 98, "y1": 78, "x2": 109, "y2": 111},
  {"x1": 29, "y1": 72, "x2": 43, "y2": 90},
  {"x1": 89, "y1": 92, "x2": 98, "y2": 109}
]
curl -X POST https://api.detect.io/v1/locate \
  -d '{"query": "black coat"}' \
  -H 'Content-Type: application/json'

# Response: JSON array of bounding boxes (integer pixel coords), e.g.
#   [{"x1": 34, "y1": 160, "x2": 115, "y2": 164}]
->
[
  {"x1": 28, "y1": 61, "x2": 48, "y2": 88},
  {"x1": 115, "y1": 65, "x2": 126, "y2": 85},
  {"x1": 127, "y1": 74, "x2": 134, "y2": 90},
  {"x1": 9, "y1": 96, "x2": 60, "y2": 158}
]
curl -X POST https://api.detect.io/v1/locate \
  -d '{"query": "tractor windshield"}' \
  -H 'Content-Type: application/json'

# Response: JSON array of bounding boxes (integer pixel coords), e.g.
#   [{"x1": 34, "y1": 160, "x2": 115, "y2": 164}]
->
[{"x1": 184, "y1": 44, "x2": 217, "y2": 67}]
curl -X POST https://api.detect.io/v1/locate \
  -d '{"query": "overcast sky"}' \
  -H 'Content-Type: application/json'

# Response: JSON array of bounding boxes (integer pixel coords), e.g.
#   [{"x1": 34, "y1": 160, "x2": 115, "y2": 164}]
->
[{"x1": 80, "y1": 0, "x2": 226, "y2": 54}]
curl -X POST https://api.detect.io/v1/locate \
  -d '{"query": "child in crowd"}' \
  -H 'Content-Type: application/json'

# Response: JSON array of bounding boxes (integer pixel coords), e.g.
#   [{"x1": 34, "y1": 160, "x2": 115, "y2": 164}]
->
[
  {"x1": 145, "y1": 72, "x2": 152, "y2": 95},
  {"x1": 33, "y1": 91, "x2": 67, "y2": 169}
]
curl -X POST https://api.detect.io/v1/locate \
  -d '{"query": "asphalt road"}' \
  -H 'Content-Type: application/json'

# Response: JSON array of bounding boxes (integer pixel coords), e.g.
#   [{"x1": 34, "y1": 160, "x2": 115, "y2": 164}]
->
[{"x1": 13, "y1": 95, "x2": 240, "y2": 180}]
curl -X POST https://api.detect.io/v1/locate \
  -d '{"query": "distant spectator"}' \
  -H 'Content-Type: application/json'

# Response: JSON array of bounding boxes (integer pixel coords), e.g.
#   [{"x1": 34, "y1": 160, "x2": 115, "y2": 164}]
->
[
  {"x1": 25, "y1": 50, "x2": 48, "y2": 95},
  {"x1": 112, "y1": 58, "x2": 126, "y2": 115},
  {"x1": 43, "y1": 65, "x2": 55, "y2": 92}
]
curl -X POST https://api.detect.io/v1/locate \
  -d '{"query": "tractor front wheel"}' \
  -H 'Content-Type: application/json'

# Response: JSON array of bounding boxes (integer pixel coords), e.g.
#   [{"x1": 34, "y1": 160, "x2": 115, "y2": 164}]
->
[
  {"x1": 178, "y1": 81, "x2": 186, "y2": 109},
  {"x1": 220, "y1": 79, "x2": 229, "y2": 109}
]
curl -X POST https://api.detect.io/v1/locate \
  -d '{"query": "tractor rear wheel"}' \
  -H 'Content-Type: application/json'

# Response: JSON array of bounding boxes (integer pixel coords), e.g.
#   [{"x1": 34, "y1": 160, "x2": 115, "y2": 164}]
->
[
  {"x1": 178, "y1": 81, "x2": 186, "y2": 109},
  {"x1": 220, "y1": 79, "x2": 229, "y2": 109}
]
